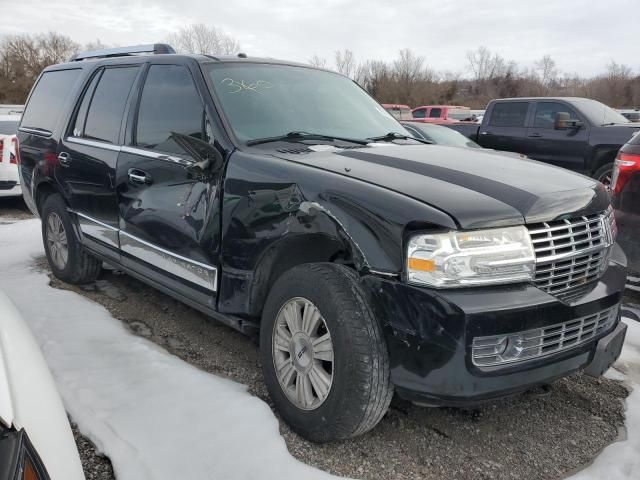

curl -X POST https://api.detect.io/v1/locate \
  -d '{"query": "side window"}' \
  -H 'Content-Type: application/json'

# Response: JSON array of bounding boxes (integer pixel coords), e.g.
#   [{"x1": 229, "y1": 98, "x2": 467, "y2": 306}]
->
[
  {"x1": 412, "y1": 109, "x2": 426, "y2": 119},
  {"x1": 135, "y1": 65, "x2": 204, "y2": 154},
  {"x1": 20, "y1": 69, "x2": 82, "y2": 134},
  {"x1": 429, "y1": 108, "x2": 442, "y2": 118},
  {"x1": 489, "y1": 102, "x2": 529, "y2": 127},
  {"x1": 533, "y1": 102, "x2": 580, "y2": 129},
  {"x1": 83, "y1": 67, "x2": 139, "y2": 144},
  {"x1": 72, "y1": 71, "x2": 102, "y2": 137}
]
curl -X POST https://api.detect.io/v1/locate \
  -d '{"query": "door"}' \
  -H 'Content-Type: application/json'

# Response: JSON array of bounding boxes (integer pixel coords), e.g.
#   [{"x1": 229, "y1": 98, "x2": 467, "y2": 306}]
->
[
  {"x1": 524, "y1": 101, "x2": 589, "y2": 172},
  {"x1": 116, "y1": 63, "x2": 223, "y2": 298},
  {"x1": 57, "y1": 66, "x2": 140, "y2": 249},
  {"x1": 479, "y1": 101, "x2": 530, "y2": 154}
]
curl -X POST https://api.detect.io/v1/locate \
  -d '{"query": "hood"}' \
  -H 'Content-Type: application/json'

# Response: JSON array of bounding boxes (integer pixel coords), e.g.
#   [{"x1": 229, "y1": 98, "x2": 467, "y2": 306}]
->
[{"x1": 272, "y1": 144, "x2": 609, "y2": 229}]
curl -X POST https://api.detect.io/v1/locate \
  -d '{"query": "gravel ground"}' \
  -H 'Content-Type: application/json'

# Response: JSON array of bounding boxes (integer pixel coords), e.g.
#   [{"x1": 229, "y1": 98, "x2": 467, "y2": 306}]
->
[{"x1": 36, "y1": 258, "x2": 632, "y2": 480}]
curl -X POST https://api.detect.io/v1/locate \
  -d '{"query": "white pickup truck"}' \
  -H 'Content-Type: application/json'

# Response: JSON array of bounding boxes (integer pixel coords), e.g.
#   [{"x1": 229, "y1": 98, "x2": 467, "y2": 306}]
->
[{"x1": 0, "y1": 106, "x2": 23, "y2": 197}]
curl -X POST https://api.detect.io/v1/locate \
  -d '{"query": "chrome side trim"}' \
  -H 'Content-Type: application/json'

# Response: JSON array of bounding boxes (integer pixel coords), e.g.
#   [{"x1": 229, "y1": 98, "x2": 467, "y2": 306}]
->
[
  {"x1": 66, "y1": 137, "x2": 122, "y2": 152},
  {"x1": 73, "y1": 211, "x2": 119, "y2": 248},
  {"x1": 69, "y1": 210, "x2": 217, "y2": 292},
  {"x1": 119, "y1": 231, "x2": 217, "y2": 291},
  {"x1": 120, "y1": 146, "x2": 192, "y2": 166},
  {"x1": 18, "y1": 127, "x2": 52, "y2": 137}
]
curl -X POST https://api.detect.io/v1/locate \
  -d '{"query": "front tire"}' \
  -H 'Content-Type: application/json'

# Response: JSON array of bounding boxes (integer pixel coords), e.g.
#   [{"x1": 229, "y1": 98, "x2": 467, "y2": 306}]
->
[
  {"x1": 594, "y1": 162, "x2": 614, "y2": 188},
  {"x1": 41, "y1": 193, "x2": 101, "y2": 284},
  {"x1": 260, "y1": 263, "x2": 393, "y2": 442}
]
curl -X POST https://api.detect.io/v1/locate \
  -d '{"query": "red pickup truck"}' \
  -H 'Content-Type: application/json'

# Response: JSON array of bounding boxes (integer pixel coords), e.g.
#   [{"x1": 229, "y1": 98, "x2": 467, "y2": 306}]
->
[{"x1": 411, "y1": 105, "x2": 472, "y2": 124}]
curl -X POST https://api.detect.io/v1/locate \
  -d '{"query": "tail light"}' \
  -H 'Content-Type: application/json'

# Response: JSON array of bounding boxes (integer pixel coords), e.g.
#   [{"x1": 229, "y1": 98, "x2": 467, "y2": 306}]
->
[
  {"x1": 0, "y1": 136, "x2": 19, "y2": 164},
  {"x1": 11, "y1": 136, "x2": 19, "y2": 164},
  {"x1": 611, "y1": 152, "x2": 640, "y2": 195}
]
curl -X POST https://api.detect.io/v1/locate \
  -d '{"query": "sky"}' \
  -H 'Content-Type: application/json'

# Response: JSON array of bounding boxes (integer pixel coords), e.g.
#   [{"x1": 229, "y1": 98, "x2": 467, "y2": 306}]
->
[{"x1": 2, "y1": 0, "x2": 638, "y2": 77}]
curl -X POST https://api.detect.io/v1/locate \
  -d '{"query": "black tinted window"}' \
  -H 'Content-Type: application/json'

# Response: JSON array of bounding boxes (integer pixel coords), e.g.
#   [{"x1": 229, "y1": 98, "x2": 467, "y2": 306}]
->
[
  {"x1": 412, "y1": 109, "x2": 426, "y2": 119},
  {"x1": 489, "y1": 102, "x2": 529, "y2": 127},
  {"x1": 533, "y1": 102, "x2": 579, "y2": 128},
  {"x1": 135, "y1": 65, "x2": 203, "y2": 153},
  {"x1": 20, "y1": 69, "x2": 81, "y2": 133},
  {"x1": 429, "y1": 108, "x2": 441, "y2": 118},
  {"x1": 84, "y1": 67, "x2": 138, "y2": 144},
  {"x1": 72, "y1": 71, "x2": 102, "y2": 137}
]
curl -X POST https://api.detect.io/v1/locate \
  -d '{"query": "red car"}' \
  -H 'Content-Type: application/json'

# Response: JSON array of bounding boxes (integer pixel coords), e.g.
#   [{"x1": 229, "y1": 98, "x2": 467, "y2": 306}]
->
[
  {"x1": 612, "y1": 132, "x2": 640, "y2": 271},
  {"x1": 411, "y1": 105, "x2": 472, "y2": 124}
]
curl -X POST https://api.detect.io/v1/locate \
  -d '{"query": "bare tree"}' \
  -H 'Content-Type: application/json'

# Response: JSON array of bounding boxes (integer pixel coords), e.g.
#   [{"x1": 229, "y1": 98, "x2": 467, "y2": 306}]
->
[
  {"x1": 168, "y1": 24, "x2": 240, "y2": 55},
  {"x1": 83, "y1": 39, "x2": 109, "y2": 51},
  {"x1": 534, "y1": 55, "x2": 558, "y2": 88},
  {"x1": 393, "y1": 48, "x2": 425, "y2": 84},
  {"x1": 466, "y1": 46, "x2": 507, "y2": 81},
  {"x1": 334, "y1": 49, "x2": 356, "y2": 77},
  {"x1": 308, "y1": 54, "x2": 328, "y2": 69},
  {"x1": 0, "y1": 32, "x2": 79, "y2": 103}
]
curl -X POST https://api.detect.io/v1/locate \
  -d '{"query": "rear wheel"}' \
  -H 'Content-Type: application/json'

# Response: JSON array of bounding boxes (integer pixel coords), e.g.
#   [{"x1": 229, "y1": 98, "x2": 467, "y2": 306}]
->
[
  {"x1": 41, "y1": 194, "x2": 101, "y2": 284},
  {"x1": 260, "y1": 263, "x2": 393, "y2": 442}
]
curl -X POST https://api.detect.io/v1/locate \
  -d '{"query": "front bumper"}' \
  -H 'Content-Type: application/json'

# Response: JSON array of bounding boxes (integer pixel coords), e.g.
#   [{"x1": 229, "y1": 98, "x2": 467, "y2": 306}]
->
[{"x1": 363, "y1": 243, "x2": 627, "y2": 406}]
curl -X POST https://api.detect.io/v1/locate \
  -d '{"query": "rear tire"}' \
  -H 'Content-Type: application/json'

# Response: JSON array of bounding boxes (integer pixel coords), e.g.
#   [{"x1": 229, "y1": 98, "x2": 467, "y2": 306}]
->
[
  {"x1": 41, "y1": 194, "x2": 101, "y2": 284},
  {"x1": 260, "y1": 263, "x2": 393, "y2": 442}
]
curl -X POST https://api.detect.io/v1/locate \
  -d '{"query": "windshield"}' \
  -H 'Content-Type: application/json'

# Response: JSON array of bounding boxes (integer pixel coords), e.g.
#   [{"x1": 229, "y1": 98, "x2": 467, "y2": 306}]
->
[
  {"x1": 414, "y1": 125, "x2": 481, "y2": 148},
  {"x1": 206, "y1": 63, "x2": 404, "y2": 143},
  {"x1": 573, "y1": 99, "x2": 630, "y2": 125}
]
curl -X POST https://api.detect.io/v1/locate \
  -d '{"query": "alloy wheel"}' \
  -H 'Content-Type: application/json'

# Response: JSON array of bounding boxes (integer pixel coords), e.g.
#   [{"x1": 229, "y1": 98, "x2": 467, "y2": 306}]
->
[
  {"x1": 46, "y1": 212, "x2": 68, "y2": 270},
  {"x1": 272, "y1": 297, "x2": 334, "y2": 410}
]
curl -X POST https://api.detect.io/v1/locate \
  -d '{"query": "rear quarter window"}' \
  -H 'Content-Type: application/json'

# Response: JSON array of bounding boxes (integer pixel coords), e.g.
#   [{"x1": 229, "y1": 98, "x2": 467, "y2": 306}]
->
[
  {"x1": 489, "y1": 102, "x2": 529, "y2": 127},
  {"x1": 20, "y1": 69, "x2": 82, "y2": 134}
]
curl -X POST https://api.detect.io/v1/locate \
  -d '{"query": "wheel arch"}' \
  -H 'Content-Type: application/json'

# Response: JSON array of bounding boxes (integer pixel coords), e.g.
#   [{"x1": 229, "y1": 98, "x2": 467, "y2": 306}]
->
[{"x1": 588, "y1": 145, "x2": 618, "y2": 177}]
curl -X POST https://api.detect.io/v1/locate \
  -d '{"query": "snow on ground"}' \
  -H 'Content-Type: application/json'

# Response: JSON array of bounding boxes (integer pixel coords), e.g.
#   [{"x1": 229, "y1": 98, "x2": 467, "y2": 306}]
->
[
  {"x1": 0, "y1": 219, "x2": 338, "y2": 480},
  {"x1": 569, "y1": 320, "x2": 640, "y2": 479},
  {"x1": 1, "y1": 217, "x2": 640, "y2": 480}
]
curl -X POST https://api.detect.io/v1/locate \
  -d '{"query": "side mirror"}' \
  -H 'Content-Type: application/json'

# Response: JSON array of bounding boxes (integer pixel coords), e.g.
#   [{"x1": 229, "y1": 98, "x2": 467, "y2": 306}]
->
[{"x1": 554, "y1": 112, "x2": 584, "y2": 130}]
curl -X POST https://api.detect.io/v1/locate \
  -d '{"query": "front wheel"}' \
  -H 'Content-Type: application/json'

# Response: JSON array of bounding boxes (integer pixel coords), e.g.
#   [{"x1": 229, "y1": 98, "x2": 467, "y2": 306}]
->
[
  {"x1": 260, "y1": 263, "x2": 393, "y2": 442},
  {"x1": 594, "y1": 163, "x2": 614, "y2": 189}
]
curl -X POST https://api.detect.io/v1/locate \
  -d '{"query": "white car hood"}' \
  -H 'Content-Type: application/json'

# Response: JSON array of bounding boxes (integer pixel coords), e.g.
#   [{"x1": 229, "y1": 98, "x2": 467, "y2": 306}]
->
[{"x1": 0, "y1": 289, "x2": 85, "y2": 480}]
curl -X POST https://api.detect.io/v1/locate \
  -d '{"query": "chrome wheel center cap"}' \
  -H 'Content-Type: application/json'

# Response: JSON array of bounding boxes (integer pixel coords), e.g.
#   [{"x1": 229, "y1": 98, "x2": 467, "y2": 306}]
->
[{"x1": 291, "y1": 333, "x2": 313, "y2": 372}]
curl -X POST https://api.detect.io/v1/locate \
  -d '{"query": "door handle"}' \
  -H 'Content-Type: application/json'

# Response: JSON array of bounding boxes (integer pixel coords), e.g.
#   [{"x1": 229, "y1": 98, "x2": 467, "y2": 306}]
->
[
  {"x1": 528, "y1": 133, "x2": 543, "y2": 138},
  {"x1": 128, "y1": 168, "x2": 152, "y2": 185},
  {"x1": 58, "y1": 152, "x2": 72, "y2": 166}
]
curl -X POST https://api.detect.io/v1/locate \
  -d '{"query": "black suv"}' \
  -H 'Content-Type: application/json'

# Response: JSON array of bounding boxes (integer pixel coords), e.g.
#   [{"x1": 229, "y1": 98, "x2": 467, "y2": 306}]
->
[{"x1": 17, "y1": 44, "x2": 627, "y2": 442}]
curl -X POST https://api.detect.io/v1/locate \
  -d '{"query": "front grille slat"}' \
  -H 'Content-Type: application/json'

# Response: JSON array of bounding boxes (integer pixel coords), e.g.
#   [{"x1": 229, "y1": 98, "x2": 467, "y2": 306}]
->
[
  {"x1": 472, "y1": 306, "x2": 618, "y2": 367},
  {"x1": 527, "y1": 208, "x2": 616, "y2": 301}
]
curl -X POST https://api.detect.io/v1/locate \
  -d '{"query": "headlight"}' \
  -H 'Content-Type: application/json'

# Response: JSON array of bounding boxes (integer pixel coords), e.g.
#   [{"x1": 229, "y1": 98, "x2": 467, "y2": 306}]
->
[{"x1": 406, "y1": 226, "x2": 535, "y2": 287}]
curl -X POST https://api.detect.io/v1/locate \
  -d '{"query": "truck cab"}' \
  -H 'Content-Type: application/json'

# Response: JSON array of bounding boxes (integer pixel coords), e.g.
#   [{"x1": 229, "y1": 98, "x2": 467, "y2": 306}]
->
[
  {"x1": 411, "y1": 105, "x2": 472, "y2": 124},
  {"x1": 448, "y1": 97, "x2": 640, "y2": 185}
]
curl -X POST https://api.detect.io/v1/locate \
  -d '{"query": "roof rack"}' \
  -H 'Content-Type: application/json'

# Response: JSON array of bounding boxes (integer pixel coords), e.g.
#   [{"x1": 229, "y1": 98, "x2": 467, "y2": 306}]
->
[{"x1": 69, "y1": 43, "x2": 176, "y2": 62}]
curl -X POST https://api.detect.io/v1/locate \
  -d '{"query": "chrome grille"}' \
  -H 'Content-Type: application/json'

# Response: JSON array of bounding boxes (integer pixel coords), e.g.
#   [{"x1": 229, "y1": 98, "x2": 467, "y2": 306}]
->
[
  {"x1": 527, "y1": 208, "x2": 616, "y2": 300},
  {"x1": 472, "y1": 305, "x2": 618, "y2": 367}
]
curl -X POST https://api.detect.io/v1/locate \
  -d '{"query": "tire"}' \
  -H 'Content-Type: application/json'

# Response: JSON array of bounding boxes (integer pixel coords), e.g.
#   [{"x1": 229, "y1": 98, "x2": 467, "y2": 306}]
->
[
  {"x1": 260, "y1": 263, "x2": 393, "y2": 442},
  {"x1": 593, "y1": 162, "x2": 614, "y2": 188},
  {"x1": 41, "y1": 193, "x2": 101, "y2": 284}
]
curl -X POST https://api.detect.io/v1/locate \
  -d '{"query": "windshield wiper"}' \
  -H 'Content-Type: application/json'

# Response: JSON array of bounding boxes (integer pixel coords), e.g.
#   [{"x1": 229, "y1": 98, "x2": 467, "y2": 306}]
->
[
  {"x1": 246, "y1": 131, "x2": 369, "y2": 146},
  {"x1": 367, "y1": 132, "x2": 432, "y2": 144}
]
